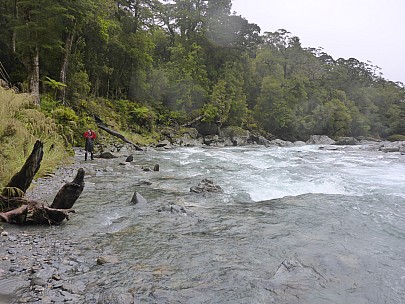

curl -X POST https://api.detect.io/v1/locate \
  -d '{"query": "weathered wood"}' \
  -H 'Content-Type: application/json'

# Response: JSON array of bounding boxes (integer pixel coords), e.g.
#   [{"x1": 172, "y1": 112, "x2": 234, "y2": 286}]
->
[
  {"x1": 94, "y1": 115, "x2": 143, "y2": 151},
  {"x1": 0, "y1": 141, "x2": 85, "y2": 225},
  {"x1": 2, "y1": 140, "x2": 43, "y2": 195},
  {"x1": 28, "y1": 205, "x2": 75, "y2": 225},
  {"x1": 181, "y1": 115, "x2": 203, "y2": 128},
  {"x1": 0, "y1": 204, "x2": 28, "y2": 224},
  {"x1": 50, "y1": 168, "x2": 85, "y2": 209},
  {"x1": 0, "y1": 195, "x2": 77, "y2": 225}
]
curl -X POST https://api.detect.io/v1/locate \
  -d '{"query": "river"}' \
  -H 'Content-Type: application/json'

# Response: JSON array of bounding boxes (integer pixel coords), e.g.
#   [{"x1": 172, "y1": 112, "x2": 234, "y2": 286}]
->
[{"x1": 35, "y1": 145, "x2": 405, "y2": 303}]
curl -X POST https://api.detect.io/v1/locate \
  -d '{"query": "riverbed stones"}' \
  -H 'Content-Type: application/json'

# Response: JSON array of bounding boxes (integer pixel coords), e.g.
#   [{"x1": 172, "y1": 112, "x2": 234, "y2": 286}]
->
[
  {"x1": 98, "y1": 289, "x2": 134, "y2": 304},
  {"x1": 190, "y1": 178, "x2": 223, "y2": 193},
  {"x1": 0, "y1": 230, "x2": 93, "y2": 303}
]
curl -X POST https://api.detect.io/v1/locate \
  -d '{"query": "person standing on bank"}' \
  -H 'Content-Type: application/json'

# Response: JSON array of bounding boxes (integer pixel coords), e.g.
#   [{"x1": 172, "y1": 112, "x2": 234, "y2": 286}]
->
[{"x1": 83, "y1": 129, "x2": 96, "y2": 161}]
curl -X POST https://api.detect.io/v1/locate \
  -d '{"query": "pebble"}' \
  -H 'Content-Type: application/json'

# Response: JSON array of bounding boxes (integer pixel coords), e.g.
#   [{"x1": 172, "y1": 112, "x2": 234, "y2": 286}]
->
[{"x1": 0, "y1": 230, "x2": 93, "y2": 303}]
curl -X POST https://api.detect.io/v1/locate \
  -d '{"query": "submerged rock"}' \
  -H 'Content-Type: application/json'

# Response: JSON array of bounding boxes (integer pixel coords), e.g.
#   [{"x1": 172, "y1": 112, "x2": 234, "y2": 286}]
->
[
  {"x1": 379, "y1": 141, "x2": 405, "y2": 153},
  {"x1": 99, "y1": 151, "x2": 117, "y2": 159},
  {"x1": 131, "y1": 192, "x2": 147, "y2": 205},
  {"x1": 190, "y1": 178, "x2": 223, "y2": 193}
]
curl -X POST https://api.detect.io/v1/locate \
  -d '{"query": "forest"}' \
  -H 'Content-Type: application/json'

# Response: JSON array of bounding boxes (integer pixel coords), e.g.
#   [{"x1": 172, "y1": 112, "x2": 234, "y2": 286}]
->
[{"x1": 1, "y1": 0, "x2": 405, "y2": 143}]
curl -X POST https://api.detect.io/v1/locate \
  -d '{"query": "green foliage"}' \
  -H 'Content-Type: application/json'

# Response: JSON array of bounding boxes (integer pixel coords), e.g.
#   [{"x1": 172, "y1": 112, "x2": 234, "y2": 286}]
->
[
  {"x1": 2, "y1": 187, "x2": 25, "y2": 198},
  {"x1": 40, "y1": 95, "x2": 62, "y2": 114},
  {"x1": 113, "y1": 99, "x2": 156, "y2": 132},
  {"x1": 52, "y1": 106, "x2": 79, "y2": 124},
  {"x1": 201, "y1": 103, "x2": 219, "y2": 123},
  {"x1": 0, "y1": 0, "x2": 404, "y2": 142},
  {"x1": 0, "y1": 87, "x2": 70, "y2": 187},
  {"x1": 67, "y1": 70, "x2": 92, "y2": 101},
  {"x1": 387, "y1": 134, "x2": 405, "y2": 142},
  {"x1": 158, "y1": 111, "x2": 189, "y2": 126},
  {"x1": 44, "y1": 77, "x2": 66, "y2": 90}
]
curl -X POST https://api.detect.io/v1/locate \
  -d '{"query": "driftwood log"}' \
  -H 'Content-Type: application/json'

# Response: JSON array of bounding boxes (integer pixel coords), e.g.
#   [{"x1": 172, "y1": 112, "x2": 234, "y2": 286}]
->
[
  {"x1": 94, "y1": 115, "x2": 143, "y2": 151},
  {"x1": 0, "y1": 140, "x2": 84, "y2": 225}
]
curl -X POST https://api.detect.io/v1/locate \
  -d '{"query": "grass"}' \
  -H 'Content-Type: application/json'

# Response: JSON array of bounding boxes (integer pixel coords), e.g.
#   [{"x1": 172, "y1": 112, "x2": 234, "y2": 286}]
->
[{"x1": 0, "y1": 87, "x2": 71, "y2": 190}]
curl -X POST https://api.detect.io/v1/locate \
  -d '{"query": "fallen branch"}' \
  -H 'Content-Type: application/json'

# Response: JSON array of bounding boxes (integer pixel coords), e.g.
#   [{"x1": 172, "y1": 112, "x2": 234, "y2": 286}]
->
[
  {"x1": 181, "y1": 115, "x2": 203, "y2": 128},
  {"x1": 94, "y1": 115, "x2": 143, "y2": 151}
]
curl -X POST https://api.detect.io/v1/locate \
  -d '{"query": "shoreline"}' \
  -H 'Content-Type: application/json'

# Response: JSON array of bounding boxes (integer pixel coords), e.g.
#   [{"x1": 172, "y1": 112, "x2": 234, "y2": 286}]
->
[{"x1": 0, "y1": 147, "x2": 113, "y2": 303}]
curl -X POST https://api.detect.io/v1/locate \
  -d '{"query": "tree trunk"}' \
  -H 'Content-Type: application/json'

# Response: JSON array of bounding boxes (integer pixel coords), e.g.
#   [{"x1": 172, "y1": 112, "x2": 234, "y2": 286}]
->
[
  {"x1": 59, "y1": 31, "x2": 74, "y2": 104},
  {"x1": 2, "y1": 140, "x2": 43, "y2": 195},
  {"x1": 11, "y1": 0, "x2": 17, "y2": 53},
  {"x1": 51, "y1": 168, "x2": 84, "y2": 209},
  {"x1": 29, "y1": 46, "x2": 40, "y2": 105},
  {"x1": 0, "y1": 141, "x2": 85, "y2": 225}
]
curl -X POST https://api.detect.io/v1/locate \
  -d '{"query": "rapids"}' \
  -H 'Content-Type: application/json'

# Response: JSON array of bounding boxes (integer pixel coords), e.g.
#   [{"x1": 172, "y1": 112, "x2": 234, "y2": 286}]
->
[{"x1": 42, "y1": 145, "x2": 405, "y2": 303}]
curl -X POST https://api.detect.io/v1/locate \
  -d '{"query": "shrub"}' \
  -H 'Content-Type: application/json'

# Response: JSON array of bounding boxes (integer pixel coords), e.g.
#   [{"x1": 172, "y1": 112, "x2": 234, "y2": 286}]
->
[
  {"x1": 51, "y1": 106, "x2": 79, "y2": 124},
  {"x1": 387, "y1": 134, "x2": 405, "y2": 142}
]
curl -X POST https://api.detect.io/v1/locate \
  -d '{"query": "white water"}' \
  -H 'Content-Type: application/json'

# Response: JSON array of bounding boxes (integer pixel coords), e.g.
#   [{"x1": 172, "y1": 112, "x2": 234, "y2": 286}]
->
[
  {"x1": 160, "y1": 145, "x2": 405, "y2": 201},
  {"x1": 58, "y1": 144, "x2": 405, "y2": 303}
]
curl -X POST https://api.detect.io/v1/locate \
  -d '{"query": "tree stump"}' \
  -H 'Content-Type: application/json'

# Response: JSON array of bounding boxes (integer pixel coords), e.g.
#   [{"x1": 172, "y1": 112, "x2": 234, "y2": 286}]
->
[{"x1": 0, "y1": 140, "x2": 85, "y2": 225}]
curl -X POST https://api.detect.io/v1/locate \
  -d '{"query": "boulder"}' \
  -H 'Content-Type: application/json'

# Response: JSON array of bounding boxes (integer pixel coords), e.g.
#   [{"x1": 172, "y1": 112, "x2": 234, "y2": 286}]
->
[
  {"x1": 220, "y1": 126, "x2": 250, "y2": 146},
  {"x1": 190, "y1": 178, "x2": 223, "y2": 193},
  {"x1": 306, "y1": 135, "x2": 335, "y2": 145},
  {"x1": 99, "y1": 151, "x2": 117, "y2": 159},
  {"x1": 155, "y1": 140, "x2": 171, "y2": 148},
  {"x1": 293, "y1": 141, "x2": 306, "y2": 146},
  {"x1": 335, "y1": 137, "x2": 359, "y2": 145},
  {"x1": 173, "y1": 129, "x2": 204, "y2": 146},
  {"x1": 248, "y1": 134, "x2": 272, "y2": 146},
  {"x1": 270, "y1": 139, "x2": 293, "y2": 147},
  {"x1": 157, "y1": 203, "x2": 187, "y2": 215},
  {"x1": 203, "y1": 134, "x2": 222, "y2": 146},
  {"x1": 194, "y1": 122, "x2": 220, "y2": 136},
  {"x1": 125, "y1": 155, "x2": 133, "y2": 162},
  {"x1": 379, "y1": 141, "x2": 405, "y2": 153},
  {"x1": 131, "y1": 192, "x2": 147, "y2": 205}
]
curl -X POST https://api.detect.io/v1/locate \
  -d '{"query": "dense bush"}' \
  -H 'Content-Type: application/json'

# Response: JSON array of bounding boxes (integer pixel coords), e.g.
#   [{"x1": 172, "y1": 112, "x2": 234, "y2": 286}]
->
[{"x1": 387, "y1": 134, "x2": 405, "y2": 142}]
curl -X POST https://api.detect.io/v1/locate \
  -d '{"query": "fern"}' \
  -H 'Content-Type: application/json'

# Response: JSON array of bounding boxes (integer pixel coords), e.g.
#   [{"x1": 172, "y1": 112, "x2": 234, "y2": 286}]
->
[{"x1": 2, "y1": 186, "x2": 25, "y2": 198}]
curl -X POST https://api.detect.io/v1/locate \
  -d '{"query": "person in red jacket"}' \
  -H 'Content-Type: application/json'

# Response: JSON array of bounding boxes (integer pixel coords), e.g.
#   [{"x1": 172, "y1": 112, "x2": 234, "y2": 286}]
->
[{"x1": 83, "y1": 129, "x2": 96, "y2": 160}]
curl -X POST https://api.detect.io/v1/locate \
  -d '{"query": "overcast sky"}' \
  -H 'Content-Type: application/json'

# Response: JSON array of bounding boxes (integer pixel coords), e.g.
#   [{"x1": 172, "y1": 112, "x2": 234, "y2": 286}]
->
[{"x1": 231, "y1": 0, "x2": 405, "y2": 84}]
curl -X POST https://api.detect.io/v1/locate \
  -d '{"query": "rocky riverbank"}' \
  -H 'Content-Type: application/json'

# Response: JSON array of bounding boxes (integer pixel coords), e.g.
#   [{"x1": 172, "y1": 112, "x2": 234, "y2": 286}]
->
[
  {"x1": 0, "y1": 146, "x2": 144, "y2": 304},
  {"x1": 1, "y1": 149, "x2": 93, "y2": 303}
]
